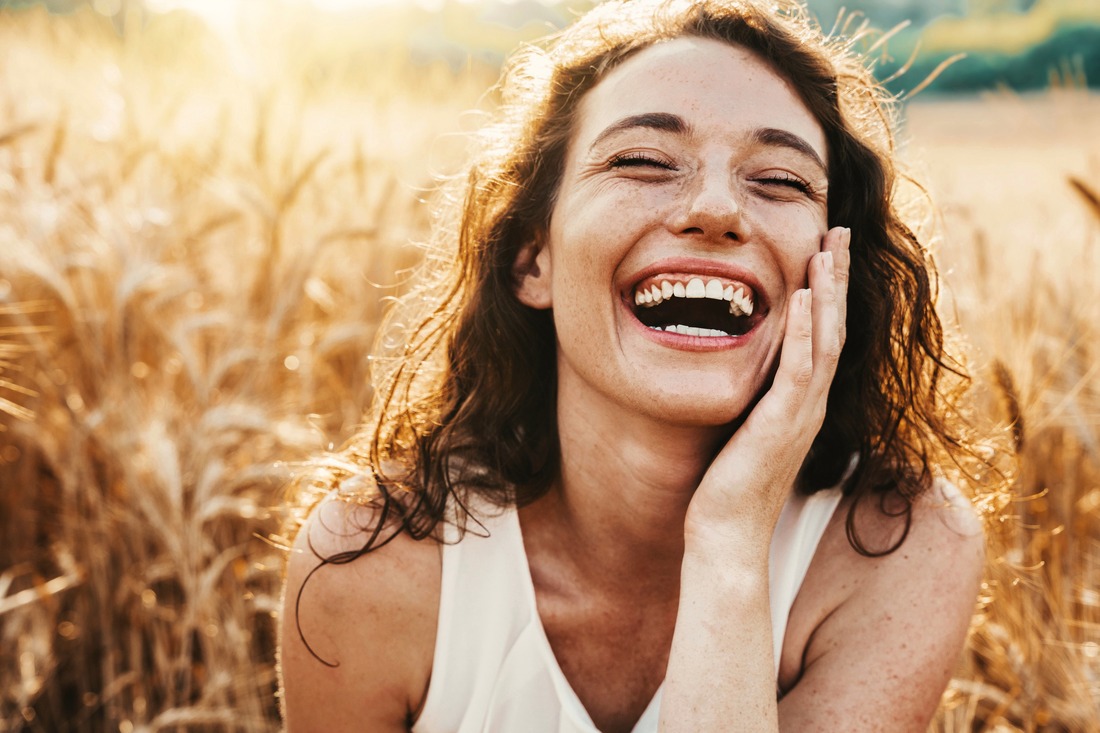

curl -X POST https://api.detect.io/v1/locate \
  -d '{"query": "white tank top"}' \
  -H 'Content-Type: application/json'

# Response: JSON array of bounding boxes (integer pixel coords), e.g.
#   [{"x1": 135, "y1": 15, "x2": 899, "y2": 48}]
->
[{"x1": 412, "y1": 487, "x2": 844, "y2": 733}]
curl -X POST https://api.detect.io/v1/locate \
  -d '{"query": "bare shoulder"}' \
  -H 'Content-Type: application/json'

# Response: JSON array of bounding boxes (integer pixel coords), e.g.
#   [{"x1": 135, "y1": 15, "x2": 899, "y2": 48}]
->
[
  {"x1": 279, "y1": 487, "x2": 441, "y2": 733},
  {"x1": 779, "y1": 480, "x2": 985, "y2": 732},
  {"x1": 910, "y1": 478, "x2": 985, "y2": 550},
  {"x1": 858, "y1": 477, "x2": 984, "y2": 574}
]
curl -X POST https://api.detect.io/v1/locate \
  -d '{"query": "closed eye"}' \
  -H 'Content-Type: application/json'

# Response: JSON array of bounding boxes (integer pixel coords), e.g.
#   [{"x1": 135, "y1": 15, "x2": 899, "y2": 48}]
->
[
  {"x1": 753, "y1": 173, "x2": 815, "y2": 196},
  {"x1": 608, "y1": 152, "x2": 677, "y2": 170}
]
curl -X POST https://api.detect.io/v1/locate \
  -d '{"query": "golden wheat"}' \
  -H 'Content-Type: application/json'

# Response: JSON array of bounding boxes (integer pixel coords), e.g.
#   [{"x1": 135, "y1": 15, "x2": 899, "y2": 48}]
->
[
  {"x1": 907, "y1": 90, "x2": 1100, "y2": 731},
  {"x1": 0, "y1": 6, "x2": 482, "y2": 730}
]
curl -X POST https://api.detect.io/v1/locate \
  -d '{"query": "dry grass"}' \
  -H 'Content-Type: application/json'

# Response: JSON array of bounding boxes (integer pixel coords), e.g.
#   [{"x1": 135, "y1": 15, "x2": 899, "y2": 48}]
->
[
  {"x1": 905, "y1": 91, "x2": 1100, "y2": 730},
  {"x1": 0, "y1": 6, "x2": 482, "y2": 730},
  {"x1": 0, "y1": 6, "x2": 1098, "y2": 732}
]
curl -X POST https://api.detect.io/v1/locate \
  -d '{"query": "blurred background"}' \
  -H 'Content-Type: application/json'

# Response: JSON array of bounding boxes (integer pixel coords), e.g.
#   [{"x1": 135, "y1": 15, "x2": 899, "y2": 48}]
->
[{"x1": 1, "y1": 0, "x2": 1098, "y2": 730}]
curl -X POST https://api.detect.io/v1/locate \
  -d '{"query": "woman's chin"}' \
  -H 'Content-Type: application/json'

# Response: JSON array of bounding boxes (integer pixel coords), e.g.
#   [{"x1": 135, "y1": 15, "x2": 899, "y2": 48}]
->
[{"x1": 625, "y1": 383, "x2": 760, "y2": 430}]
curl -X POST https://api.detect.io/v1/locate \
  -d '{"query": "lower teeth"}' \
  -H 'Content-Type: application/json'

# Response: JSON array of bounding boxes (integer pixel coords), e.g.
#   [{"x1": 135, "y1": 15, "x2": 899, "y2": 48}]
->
[{"x1": 651, "y1": 325, "x2": 730, "y2": 337}]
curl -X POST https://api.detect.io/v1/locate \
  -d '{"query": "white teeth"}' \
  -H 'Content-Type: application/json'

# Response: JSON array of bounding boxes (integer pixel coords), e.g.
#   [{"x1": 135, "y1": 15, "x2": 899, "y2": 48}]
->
[
  {"x1": 737, "y1": 287, "x2": 753, "y2": 316},
  {"x1": 634, "y1": 276, "x2": 756, "y2": 314},
  {"x1": 728, "y1": 287, "x2": 754, "y2": 317},
  {"x1": 659, "y1": 324, "x2": 729, "y2": 337}
]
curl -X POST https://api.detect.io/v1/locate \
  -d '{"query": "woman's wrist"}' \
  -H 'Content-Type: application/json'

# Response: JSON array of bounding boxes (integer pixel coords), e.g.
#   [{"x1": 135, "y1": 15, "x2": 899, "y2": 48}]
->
[
  {"x1": 683, "y1": 507, "x2": 776, "y2": 569},
  {"x1": 681, "y1": 527, "x2": 772, "y2": 587},
  {"x1": 664, "y1": 536, "x2": 777, "y2": 733}
]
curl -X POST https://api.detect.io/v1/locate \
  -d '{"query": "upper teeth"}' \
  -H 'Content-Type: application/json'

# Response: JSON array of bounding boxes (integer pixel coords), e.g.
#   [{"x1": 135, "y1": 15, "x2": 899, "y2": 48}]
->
[{"x1": 633, "y1": 276, "x2": 755, "y2": 317}]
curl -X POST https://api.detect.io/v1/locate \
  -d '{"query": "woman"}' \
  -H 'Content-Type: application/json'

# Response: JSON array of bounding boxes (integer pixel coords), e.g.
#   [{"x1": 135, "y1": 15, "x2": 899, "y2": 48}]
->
[{"x1": 279, "y1": 1, "x2": 989, "y2": 730}]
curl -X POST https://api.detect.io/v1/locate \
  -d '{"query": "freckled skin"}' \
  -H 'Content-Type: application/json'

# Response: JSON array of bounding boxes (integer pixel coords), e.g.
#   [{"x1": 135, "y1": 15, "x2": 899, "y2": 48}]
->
[{"x1": 518, "y1": 38, "x2": 830, "y2": 428}]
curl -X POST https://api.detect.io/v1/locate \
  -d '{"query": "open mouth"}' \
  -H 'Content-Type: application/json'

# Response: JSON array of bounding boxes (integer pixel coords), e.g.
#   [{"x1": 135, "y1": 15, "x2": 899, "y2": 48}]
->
[{"x1": 629, "y1": 274, "x2": 764, "y2": 337}]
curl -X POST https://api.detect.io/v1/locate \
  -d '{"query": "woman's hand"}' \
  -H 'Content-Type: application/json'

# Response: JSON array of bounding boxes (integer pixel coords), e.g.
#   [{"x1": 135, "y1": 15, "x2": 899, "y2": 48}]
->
[
  {"x1": 684, "y1": 225, "x2": 851, "y2": 563},
  {"x1": 659, "y1": 226, "x2": 850, "y2": 732}
]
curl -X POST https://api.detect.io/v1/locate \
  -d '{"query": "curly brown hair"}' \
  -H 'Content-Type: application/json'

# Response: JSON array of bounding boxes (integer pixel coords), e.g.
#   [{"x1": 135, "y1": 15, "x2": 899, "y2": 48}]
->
[{"x1": 301, "y1": 0, "x2": 989, "y2": 560}]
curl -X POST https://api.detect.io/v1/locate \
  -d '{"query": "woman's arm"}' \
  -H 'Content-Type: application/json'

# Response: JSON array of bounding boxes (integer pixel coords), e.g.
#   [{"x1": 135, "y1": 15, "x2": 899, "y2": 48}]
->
[
  {"x1": 777, "y1": 482, "x2": 983, "y2": 731},
  {"x1": 278, "y1": 495, "x2": 439, "y2": 733}
]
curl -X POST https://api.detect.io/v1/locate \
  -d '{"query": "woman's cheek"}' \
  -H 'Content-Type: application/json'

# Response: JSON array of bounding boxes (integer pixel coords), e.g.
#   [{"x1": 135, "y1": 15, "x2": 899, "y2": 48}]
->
[{"x1": 758, "y1": 209, "x2": 826, "y2": 258}]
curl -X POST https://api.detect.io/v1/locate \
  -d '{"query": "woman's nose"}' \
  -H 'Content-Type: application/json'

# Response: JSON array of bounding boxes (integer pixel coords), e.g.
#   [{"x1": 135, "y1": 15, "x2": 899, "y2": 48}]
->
[{"x1": 669, "y1": 168, "x2": 744, "y2": 243}]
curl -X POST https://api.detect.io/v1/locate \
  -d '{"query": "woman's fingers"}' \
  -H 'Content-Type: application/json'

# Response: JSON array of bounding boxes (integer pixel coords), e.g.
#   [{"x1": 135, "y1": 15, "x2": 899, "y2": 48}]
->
[
  {"x1": 776, "y1": 287, "x2": 815, "y2": 399},
  {"x1": 824, "y1": 226, "x2": 851, "y2": 345},
  {"x1": 809, "y1": 226, "x2": 849, "y2": 395},
  {"x1": 761, "y1": 226, "x2": 850, "y2": 424}
]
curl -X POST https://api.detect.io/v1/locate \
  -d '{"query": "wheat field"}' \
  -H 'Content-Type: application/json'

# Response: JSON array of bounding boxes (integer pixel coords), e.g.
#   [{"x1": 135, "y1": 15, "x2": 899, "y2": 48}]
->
[{"x1": 1, "y1": 5, "x2": 1098, "y2": 732}]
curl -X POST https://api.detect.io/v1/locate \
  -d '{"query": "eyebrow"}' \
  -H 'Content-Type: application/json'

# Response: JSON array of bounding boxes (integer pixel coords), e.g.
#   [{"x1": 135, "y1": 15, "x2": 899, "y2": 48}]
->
[
  {"x1": 588, "y1": 112, "x2": 691, "y2": 150},
  {"x1": 588, "y1": 113, "x2": 827, "y2": 174},
  {"x1": 751, "y1": 127, "x2": 828, "y2": 175}
]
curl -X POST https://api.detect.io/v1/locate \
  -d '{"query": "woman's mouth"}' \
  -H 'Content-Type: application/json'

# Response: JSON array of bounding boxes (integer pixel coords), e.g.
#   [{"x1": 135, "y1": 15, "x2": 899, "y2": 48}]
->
[{"x1": 628, "y1": 274, "x2": 766, "y2": 338}]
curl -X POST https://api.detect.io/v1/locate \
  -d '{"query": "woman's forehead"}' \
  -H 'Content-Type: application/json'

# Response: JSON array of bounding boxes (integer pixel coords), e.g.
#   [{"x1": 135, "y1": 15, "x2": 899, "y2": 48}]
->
[{"x1": 571, "y1": 36, "x2": 828, "y2": 164}]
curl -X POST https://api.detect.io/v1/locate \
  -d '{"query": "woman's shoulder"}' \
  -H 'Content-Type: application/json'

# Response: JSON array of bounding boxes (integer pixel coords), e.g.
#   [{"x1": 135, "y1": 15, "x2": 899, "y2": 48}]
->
[
  {"x1": 812, "y1": 475, "x2": 984, "y2": 605},
  {"x1": 286, "y1": 487, "x2": 445, "y2": 609},
  {"x1": 778, "y1": 477, "x2": 984, "y2": 726},
  {"x1": 279, "y1": 485, "x2": 441, "y2": 731},
  {"x1": 853, "y1": 477, "x2": 985, "y2": 576},
  {"x1": 916, "y1": 476, "x2": 985, "y2": 534}
]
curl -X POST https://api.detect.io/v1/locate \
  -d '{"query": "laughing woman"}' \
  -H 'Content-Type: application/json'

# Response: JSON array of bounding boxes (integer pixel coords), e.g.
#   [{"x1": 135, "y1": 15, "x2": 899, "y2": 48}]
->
[{"x1": 278, "y1": 1, "x2": 991, "y2": 731}]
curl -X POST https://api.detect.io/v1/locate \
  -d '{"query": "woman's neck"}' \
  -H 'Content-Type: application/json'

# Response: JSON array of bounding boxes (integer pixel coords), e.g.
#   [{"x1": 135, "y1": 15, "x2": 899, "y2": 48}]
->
[{"x1": 523, "y1": 370, "x2": 733, "y2": 595}]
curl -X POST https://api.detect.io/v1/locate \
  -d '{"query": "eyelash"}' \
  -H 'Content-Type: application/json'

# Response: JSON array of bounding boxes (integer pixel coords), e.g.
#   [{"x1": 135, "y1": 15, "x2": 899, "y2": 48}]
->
[
  {"x1": 606, "y1": 154, "x2": 816, "y2": 197},
  {"x1": 607, "y1": 152, "x2": 676, "y2": 170},
  {"x1": 755, "y1": 173, "x2": 814, "y2": 196}
]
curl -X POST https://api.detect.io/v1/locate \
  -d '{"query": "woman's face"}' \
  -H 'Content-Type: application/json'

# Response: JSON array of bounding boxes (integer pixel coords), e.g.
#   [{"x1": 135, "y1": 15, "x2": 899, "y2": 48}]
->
[{"x1": 518, "y1": 36, "x2": 830, "y2": 427}]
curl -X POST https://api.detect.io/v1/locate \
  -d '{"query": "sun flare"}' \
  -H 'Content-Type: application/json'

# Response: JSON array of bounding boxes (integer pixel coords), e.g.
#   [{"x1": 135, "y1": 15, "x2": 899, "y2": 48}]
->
[{"x1": 143, "y1": 0, "x2": 474, "y2": 31}]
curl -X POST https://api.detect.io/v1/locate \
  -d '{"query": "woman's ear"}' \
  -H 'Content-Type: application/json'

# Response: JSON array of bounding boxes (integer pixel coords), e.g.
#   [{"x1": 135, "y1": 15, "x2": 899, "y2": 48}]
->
[{"x1": 513, "y1": 237, "x2": 552, "y2": 309}]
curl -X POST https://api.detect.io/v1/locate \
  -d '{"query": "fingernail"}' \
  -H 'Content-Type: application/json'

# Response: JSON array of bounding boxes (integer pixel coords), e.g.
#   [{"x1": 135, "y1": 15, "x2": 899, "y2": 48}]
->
[
  {"x1": 842, "y1": 227, "x2": 852, "y2": 248},
  {"x1": 822, "y1": 251, "x2": 834, "y2": 276},
  {"x1": 801, "y1": 289, "x2": 812, "y2": 313}
]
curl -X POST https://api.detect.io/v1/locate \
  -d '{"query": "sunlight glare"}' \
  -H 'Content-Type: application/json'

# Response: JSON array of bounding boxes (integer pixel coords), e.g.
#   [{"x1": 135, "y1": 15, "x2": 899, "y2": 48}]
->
[{"x1": 146, "y1": 0, "x2": 491, "y2": 25}]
